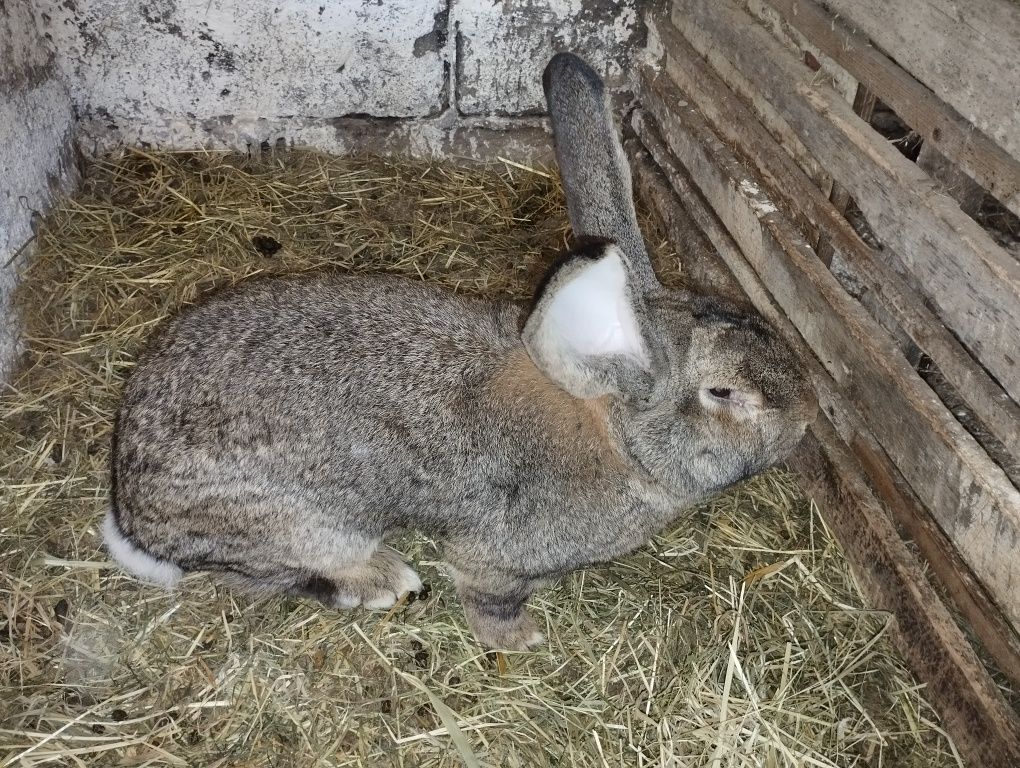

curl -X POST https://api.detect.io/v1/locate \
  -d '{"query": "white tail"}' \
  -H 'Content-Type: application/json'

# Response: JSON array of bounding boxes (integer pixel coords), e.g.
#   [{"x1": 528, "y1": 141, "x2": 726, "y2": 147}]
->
[{"x1": 102, "y1": 509, "x2": 183, "y2": 588}]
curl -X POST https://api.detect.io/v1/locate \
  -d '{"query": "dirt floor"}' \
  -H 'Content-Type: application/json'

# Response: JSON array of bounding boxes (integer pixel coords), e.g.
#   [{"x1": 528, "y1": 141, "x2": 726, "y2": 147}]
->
[{"x1": 1, "y1": 149, "x2": 962, "y2": 766}]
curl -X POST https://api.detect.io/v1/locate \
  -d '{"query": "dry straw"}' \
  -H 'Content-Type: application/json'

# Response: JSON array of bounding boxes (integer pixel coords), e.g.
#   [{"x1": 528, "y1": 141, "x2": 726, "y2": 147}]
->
[{"x1": 1, "y1": 148, "x2": 961, "y2": 766}]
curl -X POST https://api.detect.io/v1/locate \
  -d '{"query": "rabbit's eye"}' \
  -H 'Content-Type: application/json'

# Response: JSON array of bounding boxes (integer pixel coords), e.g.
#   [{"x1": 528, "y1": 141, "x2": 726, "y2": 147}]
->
[{"x1": 701, "y1": 386, "x2": 765, "y2": 415}]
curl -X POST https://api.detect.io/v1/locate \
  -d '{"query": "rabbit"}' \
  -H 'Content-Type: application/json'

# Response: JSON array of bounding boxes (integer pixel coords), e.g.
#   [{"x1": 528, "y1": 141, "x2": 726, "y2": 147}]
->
[{"x1": 104, "y1": 53, "x2": 817, "y2": 651}]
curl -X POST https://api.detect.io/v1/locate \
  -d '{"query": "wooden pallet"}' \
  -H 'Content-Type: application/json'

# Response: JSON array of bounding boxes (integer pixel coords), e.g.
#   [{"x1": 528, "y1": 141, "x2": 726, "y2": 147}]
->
[{"x1": 630, "y1": 1, "x2": 1020, "y2": 765}]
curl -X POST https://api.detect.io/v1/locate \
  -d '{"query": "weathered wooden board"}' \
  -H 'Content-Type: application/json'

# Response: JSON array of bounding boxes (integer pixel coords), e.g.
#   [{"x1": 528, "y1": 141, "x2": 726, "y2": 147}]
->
[
  {"x1": 795, "y1": 420, "x2": 1020, "y2": 768},
  {"x1": 763, "y1": 0, "x2": 1020, "y2": 216},
  {"x1": 845, "y1": 412, "x2": 1020, "y2": 694},
  {"x1": 819, "y1": 0, "x2": 1020, "y2": 164},
  {"x1": 652, "y1": 14, "x2": 1020, "y2": 481},
  {"x1": 638, "y1": 69, "x2": 1020, "y2": 632},
  {"x1": 747, "y1": 0, "x2": 859, "y2": 106},
  {"x1": 661, "y1": 3, "x2": 827, "y2": 189},
  {"x1": 671, "y1": 0, "x2": 1020, "y2": 402},
  {"x1": 629, "y1": 116, "x2": 1020, "y2": 767}
]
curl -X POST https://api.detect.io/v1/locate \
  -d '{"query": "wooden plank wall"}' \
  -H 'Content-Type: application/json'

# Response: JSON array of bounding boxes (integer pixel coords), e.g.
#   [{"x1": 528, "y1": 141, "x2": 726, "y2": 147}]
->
[
  {"x1": 634, "y1": 1, "x2": 1020, "y2": 765},
  {"x1": 819, "y1": 0, "x2": 1020, "y2": 166},
  {"x1": 769, "y1": 0, "x2": 1020, "y2": 216},
  {"x1": 675, "y1": 0, "x2": 1020, "y2": 401}
]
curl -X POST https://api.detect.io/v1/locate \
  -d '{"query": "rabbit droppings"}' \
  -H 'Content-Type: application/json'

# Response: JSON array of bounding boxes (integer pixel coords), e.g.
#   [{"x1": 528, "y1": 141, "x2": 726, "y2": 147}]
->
[{"x1": 105, "y1": 55, "x2": 817, "y2": 651}]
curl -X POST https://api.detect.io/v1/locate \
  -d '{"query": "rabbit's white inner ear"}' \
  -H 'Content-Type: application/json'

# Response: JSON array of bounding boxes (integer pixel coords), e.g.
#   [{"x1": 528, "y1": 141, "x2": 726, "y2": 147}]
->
[{"x1": 542, "y1": 248, "x2": 648, "y2": 363}]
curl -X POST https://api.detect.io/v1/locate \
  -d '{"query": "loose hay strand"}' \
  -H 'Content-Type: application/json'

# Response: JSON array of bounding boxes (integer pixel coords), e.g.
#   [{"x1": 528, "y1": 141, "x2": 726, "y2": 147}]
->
[{"x1": 1, "y1": 147, "x2": 961, "y2": 767}]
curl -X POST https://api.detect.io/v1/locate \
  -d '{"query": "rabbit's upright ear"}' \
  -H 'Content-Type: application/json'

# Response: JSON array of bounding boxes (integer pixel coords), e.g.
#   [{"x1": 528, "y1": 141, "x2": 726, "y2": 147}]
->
[
  {"x1": 543, "y1": 52, "x2": 659, "y2": 291},
  {"x1": 522, "y1": 241, "x2": 656, "y2": 399}
]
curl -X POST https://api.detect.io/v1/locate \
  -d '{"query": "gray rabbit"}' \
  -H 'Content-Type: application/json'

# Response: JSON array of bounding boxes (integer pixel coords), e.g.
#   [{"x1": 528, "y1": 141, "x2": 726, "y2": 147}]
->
[{"x1": 105, "y1": 53, "x2": 816, "y2": 650}]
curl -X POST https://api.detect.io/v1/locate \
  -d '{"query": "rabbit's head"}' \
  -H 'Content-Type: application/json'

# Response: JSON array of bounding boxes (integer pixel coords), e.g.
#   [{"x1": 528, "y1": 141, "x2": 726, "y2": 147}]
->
[
  {"x1": 541, "y1": 52, "x2": 816, "y2": 497},
  {"x1": 523, "y1": 240, "x2": 816, "y2": 500}
]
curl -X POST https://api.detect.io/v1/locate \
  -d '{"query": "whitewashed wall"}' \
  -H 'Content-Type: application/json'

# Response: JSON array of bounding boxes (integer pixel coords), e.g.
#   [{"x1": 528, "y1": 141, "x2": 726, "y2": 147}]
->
[
  {"x1": 0, "y1": 0, "x2": 77, "y2": 380},
  {"x1": 38, "y1": 0, "x2": 644, "y2": 156}
]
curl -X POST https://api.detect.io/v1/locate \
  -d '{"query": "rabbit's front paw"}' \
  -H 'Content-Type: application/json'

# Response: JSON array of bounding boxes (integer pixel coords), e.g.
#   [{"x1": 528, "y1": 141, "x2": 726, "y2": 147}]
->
[{"x1": 330, "y1": 546, "x2": 423, "y2": 611}]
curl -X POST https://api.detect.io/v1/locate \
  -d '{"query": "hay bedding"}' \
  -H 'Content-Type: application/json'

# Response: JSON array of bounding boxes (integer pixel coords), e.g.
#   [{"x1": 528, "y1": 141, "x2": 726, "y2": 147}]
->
[{"x1": 0, "y1": 147, "x2": 961, "y2": 767}]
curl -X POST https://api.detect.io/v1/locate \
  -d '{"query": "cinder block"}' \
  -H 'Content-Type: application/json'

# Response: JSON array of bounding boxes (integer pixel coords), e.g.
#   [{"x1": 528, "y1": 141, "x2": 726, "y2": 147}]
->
[
  {"x1": 41, "y1": 0, "x2": 450, "y2": 127},
  {"x1": 455, "y1": 0, "x2": 642, "y2": 116}
]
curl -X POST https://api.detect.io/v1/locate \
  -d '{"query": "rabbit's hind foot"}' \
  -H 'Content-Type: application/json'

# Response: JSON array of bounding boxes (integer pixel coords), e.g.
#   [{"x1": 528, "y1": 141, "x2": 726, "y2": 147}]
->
[
  {"x1": 467, "y1": 607, "x2": 545, "y2": 652},
  {"x1": 292, "y1": 544, "x2": 423, "y2": 611},
  {"x1": 455, "y1": 577, "x2": 545, "y2": 651}
]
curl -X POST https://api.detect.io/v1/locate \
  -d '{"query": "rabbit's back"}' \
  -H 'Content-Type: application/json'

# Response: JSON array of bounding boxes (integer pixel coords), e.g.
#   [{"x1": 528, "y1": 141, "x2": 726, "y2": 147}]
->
[{"x1": 129, "y1": 273, "x2": 519, "y2": 413}]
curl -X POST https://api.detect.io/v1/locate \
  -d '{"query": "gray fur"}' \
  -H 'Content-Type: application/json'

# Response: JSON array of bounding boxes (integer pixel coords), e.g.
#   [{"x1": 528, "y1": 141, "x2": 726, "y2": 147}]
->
[{"x1": 107, "y1": 56, "x2": 817, "y2": 651}]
